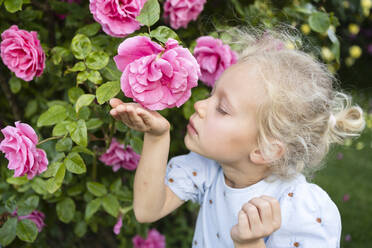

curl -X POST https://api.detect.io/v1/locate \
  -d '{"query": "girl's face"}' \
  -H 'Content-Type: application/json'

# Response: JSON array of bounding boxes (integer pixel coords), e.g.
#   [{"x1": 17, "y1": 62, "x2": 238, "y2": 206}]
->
[{"x1": 184, "y1": 62, "x2": 268, "y2": 165}]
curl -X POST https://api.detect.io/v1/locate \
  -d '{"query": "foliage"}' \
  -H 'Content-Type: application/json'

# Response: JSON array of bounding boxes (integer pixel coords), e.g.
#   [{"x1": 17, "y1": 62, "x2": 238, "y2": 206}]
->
[{"x1": 0, "y1": 0, "x2": 371, "y2": 247}]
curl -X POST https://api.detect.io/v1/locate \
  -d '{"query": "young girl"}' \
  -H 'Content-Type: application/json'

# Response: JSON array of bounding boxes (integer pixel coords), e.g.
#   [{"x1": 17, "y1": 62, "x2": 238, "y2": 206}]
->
[{"x1": 109, "y1": 26, "x2": 365, "y2": 248}]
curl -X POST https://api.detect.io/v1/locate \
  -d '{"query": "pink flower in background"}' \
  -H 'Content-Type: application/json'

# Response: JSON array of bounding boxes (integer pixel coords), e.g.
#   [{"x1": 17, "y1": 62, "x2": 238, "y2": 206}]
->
[
  {"x1": 0, "y1": 25, "x2": 45, "y2": 81},
  {"x1": 89, "y1": 0, "x2": 147, "y2": 38},
  {"x1": 132, "y1": 229, "x2": 165, "y2": 248},
  {"x1": 99, "y1": 138, "x2": 140, "y2": 171},
  {"x1": 343, "y1": 194, "x2": 350, "y2": 202},
  {"x1": 0, "y1": 121, "x2": 48, "y2": 179},
  {"x1": 163, "y1": 0, "x2": 206, "y2": 29},
  {"x1": 114, "y1": 36, "x2": 200, "y2": 110},
  {"x1": 337, "y1": 152, "x2": 343, "y2": 160},
  {"x1": 12, "y1": 210, "x2": 46, "y2": 232},
  {"x1": 345, "y1": 234, "x2": 352, "y2": 242},
  {"x1": 194, "y1": 36, "x2": 238, "y2": 87},
  {"x1": 113, "y1": 214, "x2": 123, "y2": 235}
]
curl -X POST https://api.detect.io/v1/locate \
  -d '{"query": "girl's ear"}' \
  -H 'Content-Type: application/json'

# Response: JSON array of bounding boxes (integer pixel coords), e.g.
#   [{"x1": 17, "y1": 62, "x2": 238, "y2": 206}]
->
[{"x1": 250, "y1": 141, "x2": 285, "y2": 165}]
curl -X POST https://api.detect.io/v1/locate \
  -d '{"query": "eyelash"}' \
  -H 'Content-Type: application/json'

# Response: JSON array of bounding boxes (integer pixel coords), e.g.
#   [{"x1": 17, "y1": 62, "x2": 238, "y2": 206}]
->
[{"x1": 208, "y1": 92, "x2": 227, "y2": 115}]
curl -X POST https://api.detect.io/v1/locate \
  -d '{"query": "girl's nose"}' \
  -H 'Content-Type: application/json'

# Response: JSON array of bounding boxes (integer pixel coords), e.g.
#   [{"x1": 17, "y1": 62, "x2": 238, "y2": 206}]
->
[{"x1": 194, "y1": 99, "x2": 207, "y2": 118}]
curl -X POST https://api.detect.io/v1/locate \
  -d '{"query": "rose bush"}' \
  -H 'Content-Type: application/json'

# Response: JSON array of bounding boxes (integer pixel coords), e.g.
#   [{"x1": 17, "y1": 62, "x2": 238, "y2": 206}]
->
[{"x1": 0, "y1": 0, "x2": 364, "y2": 247}]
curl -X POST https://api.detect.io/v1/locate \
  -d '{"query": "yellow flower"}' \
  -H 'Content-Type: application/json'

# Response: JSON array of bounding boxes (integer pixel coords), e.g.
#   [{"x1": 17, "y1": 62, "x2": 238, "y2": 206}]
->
[
  {"x1": 301, "y1": 24, "x2": 311, "y2": 35},
  {"x1": 321, "y1": 47, "x2": 334, "y2": 62},
  {"x1": 348, "y1": 24, "x2": 360, "y2": 35},
  {"x1": 349, "y1": 45, "x2": 362, "y2": 58},
  {"x1": 343, "y1": 1, "x2": 350, "y2": 8},
  {"x1": 344, "y1": 138, "x2": 352, "y2": 146},
  {"x1": 361, "y1": 0, "x2": 372, "y2": 9},
  {"x1": 356, "y1": 141, "x2": 365, "y2": 150},
  {"x1": 327, "y1": 64, "x2": 336, "y2": 74},
  {"x1": 285, "y1": 41, "x2": 295, "y2": 50},
  {"x1": 345, "y1": 57, "x2": 355, "y2": 67}
]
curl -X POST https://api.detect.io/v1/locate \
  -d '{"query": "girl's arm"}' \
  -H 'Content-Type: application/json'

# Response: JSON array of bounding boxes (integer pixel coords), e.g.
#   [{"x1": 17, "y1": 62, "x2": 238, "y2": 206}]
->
[{"x1": 109, "y1": 98, "x2": 185, "y2": 223}]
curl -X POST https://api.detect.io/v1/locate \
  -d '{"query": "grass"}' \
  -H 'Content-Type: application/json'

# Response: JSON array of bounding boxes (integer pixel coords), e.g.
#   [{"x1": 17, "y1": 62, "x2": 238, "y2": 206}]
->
[{"x1": 313, "y1": 115, "x2": 372, "y2": 248}]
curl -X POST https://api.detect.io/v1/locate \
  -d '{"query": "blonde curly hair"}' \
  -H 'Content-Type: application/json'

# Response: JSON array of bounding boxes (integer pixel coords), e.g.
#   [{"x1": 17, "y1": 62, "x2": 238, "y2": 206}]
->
[{"x1": 218, "y1": 23, "x2": 366, "y2": 180}]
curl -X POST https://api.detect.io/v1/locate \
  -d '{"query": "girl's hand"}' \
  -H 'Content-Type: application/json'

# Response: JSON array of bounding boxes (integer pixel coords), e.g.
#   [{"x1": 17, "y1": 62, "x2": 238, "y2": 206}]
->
[
  {"x1": 109, "y1": 98, "x2": 171, "y2": 137},
  {"x1": 231, "y1": 195, "x2": 281, "y2": 248}
]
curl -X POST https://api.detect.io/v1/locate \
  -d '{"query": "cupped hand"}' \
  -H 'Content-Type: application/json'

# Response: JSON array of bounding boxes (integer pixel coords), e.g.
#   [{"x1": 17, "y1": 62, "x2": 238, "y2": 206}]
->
[
  {"x1": 231, "y1": 195, "x2": 281, "y2": 248},
  {"x1": 109, "y1": 98, "x2": 171, "y2": 137}
]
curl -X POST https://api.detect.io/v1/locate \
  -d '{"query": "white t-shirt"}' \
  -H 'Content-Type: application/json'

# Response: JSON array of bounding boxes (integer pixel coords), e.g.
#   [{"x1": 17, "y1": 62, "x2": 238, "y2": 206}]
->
[{"x1": 165, "y1": 151, "x2": 341, "y2": 248}]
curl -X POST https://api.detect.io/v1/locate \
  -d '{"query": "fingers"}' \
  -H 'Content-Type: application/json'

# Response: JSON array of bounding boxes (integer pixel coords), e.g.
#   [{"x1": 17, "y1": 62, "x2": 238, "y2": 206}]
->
[
  {"x1": 249, "y1": 197, "x2": 272, "y2": 227},
  {"x1": 242, "y1": 202, "x2": 261, "y2": 233},
  {"x1": 260, "y1": 195, "x2": 281, "y2": 230},
  {"x1": 109, "y1": 98, "x2": 124, "y2": 108}
]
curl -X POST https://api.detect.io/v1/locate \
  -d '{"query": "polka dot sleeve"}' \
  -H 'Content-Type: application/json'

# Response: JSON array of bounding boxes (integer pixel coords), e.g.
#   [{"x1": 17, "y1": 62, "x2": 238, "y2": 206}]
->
[
  {"x1": 164, "y1": 152, "x2": 219, "y2": 204},
  {"x1": 265, "y1": 182, "x2": 341, "y2": 248}
]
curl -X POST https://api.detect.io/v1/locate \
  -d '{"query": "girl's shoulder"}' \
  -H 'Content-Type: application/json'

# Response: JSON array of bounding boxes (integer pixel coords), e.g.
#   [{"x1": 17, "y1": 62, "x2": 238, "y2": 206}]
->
[{"x1": 266, "y1": 175, "x2": 341, "y2": 247}]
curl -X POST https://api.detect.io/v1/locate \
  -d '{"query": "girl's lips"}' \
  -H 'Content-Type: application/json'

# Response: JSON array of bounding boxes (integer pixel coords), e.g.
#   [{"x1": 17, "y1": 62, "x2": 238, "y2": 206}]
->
[{"x1": 187, "y1": 120, "x2": 198, "y2": 135}]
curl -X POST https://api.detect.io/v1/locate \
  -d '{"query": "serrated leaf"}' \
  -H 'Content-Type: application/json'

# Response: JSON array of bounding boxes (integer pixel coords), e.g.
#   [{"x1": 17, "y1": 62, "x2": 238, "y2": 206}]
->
[
  {"x1": 75, "y1": 94, "x2": 95, "y2": 113},
  {"x1": 65, "y1": 61, "x2": 86, "y2": 74},
  {"x1": 43, "y1": 162, "x2": 63, "y2": 178},
  {"x1": 87, "y1": 70, "x2": 103, "y2": 85},
  {"x1": 37, "y1": 105, "x2": 67, "y2": 127},
  {"x1": 65, "y1": 152, "x2": 86, "y2": 174},
  {"x1": 71, "y1": 146, "x2": 94, "y2": 156},
  {"x1": 16, "y1": 219, "x2": 38, "y2": 243},
  {"x1": 87, "y1": 182, "x2": 107, "y2": 197},
  {"x1": 102, "y1": 194, "x2": 120, "y2": 217},
  {"x1": 136, "y1": 0, "x2": 160, "y2": 26},
  {"x1": 101, "y1": 59, "x2": 122, "y2": 81},
  {"x1": 4, "y1": 0, "x2": 22, "y2": 13},
  {"x1": 6, "y1": 176, "x2": 28, "y2": 185},
  {"x1": 74, "y1": 221, "x2": 87, "y2": 238},
  {"x1": 45, "y1": 163, "x2": 65, "y2": 194},
  {"x1": 96, "y1": 81, "x2": 120, "y2": 104},
  {"x1": 110, "y1": 178, "x2": 122, "y2": 192},
  {"x1": 150, "y1": 26, "x2": 181, "y2": 44},
  {"x1": 77, "y1": 23, "x2": 101, "y2": 37},
  {"x1": 71, "y1": 34, "x2": 92, "y2": 60},
  {"x1": 31, "y1": 178, "x2": 48, "y2": 195},
  {"x1": 56, "y1": 197, "x2": 75, "y2": 223},
  {"x1": 0, "y1": 217, "x2": 17, "y2": 246},
  {"x1": 86, "y1": 51, "x2": 109, "y2": 70},
  {"x1": 86, "y1": 118, "x2": 103, "y2": 130},
  {"x1": 52, "y1": 120, "x2": 71, "y2": 136},
  {"x1": 56, "y1": 137, "x2": 73, "y2": 152},
  {"x1": 68, "y1": 87, "x2": 85, "y2": 104},
  {"x1": 18, "y1": 195, "x2": 39, "y2": 216},
  {"x1": 69, "y1": 120, "x2": 88, "y2": 147},
  {"x1": 85, "y1": 198, "x2": 102, "y2": 220}
]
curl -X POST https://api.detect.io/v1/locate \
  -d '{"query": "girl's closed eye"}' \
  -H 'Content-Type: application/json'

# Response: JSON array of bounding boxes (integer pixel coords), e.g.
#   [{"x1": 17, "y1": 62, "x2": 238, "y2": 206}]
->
[{"x1": 217, "y1": 106, "x2": 228, "y2": 115}]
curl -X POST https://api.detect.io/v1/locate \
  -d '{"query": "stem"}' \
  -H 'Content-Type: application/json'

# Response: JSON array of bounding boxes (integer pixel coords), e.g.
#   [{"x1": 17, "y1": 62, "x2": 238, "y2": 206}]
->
[
  {"x1": 92, "y1": 154, "x2": 97, "y2": 181},
  {"x1": 37, "y1": 136, "x2": 64, "y2": 146},
  {"x1": 0, "y1": 73, "x2": 21, "y2": 121},
  {"x1": 147, "y1": 25, "x2": 151, "y2": 34}
]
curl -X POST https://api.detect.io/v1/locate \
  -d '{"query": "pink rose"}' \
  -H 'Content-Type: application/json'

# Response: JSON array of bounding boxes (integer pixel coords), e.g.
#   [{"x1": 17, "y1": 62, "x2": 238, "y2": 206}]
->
[
  {"x1": 163, "y1": 0, "x2": 206, "y2": 29},
  {"x1": 12, "y1": 210, "x2": 46, "y2": 232},
  {"x1": 89, "y1": 0, "x2": 147, "y2": 38},
  {"x1": 0, "y1": 121, "x2": 48, "y2": 179},
  {"x1": 99, "y1": 138, "x2": 140, "y2": 171},
  {"x1": 194, "y1": 36, "x2": 238, "y2": 87},
  {"x1": 0, "y1": 25, "x2": 45, "y2": 82},
  {"x1": 114, "y1": 36, "x2": 200, "y2": 110},
  {"x1": 113, "y1": 214, "x2": 123, "y2": 235},
  {"x1": 132, "y1": 229, "x2": 165, "y2": 248}
]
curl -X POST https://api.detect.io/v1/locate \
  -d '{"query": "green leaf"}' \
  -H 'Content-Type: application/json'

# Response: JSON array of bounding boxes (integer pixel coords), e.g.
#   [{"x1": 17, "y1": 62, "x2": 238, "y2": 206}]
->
[
  {"x1": 43, "y1": 162, "x2": 62, "y2": 178},
  {"x1": 110, "y1": 178, "x2": 122, "y2": 193},
  {"x1": 65, "y1": 62, "x2": 86, "y2": 74},
  {"x1": 77, "y1": 23, "x2": 101, "y2": 37},
  {"x1": 74, "y1": 221, "x2": 87, "y2": 238},
  {"x1": 71, "y1": 146, "x2": 95, "y2": 156},
  {"x1": 77, "y1": 71, "x2": 89, "y2": 84},
  {"x1": 9, "y1": 76, "x2": 22, "y2": 94},
  {"x1": 25, "y1": 100, "x2": 38, "y2": 118},
  {"x1": 56, "y1": 137, "x2": 73, "y2": 152},
  {"x1": 308, "y1": 12, "x2": 330, "y2": 33},
  {"x1": 5, "y1": 196, "x2": 17, "y2": 212},
  {"x1": 87, "y1": 70, "x2": 103, "y2": 85},
  {"x1": 150, "y1": 26, "x2": 181, "y2": 44},
  {"x1": 18, "y1": 195, "x2": 39, "y2": 216},
  {"x1": 69, "y1": 120, "x2": 88, "y2": 147},
  {"x1": 130, "y1": 136, "x2": 143, "y2": 154},
  {"x1": 136, "y1": 0, "x2": 160, "y2": 26},
  {"x1": 31, "y1": 178, "x2": 48, "y2": 195},
  {"x1": 53, "y1": 120, "x2": 71, "y2": 136},
  {"x1": 182, "y1": 99, "x2": 194, "y2": 120},
  {"x1": 68, "y1": 87, "x2": 85, "y2": 104},
  {"x1": 75, "y1": 94, "x2": 95, "y2": 113},
  {"x1": 6, "y1": 176, "x2": 28, "y2": 185},
  {"x1": 86, "y1": 118, "x2": 103, "y2": 130},
  {"x1": 71, "y1": 34, "x2": 92, "y2": 60},
  {"x1": 4, "y1": 0, "x2": 22, "y2": 13},
  {"x1": 46, "y1": 163, "x2": 66, "y2": 194},
  {"x1": 51, "y1": 47, "x2": 70, "y2": 65},
  {"x1": 37, "y1": 105, "x2": 67, "y2": 127},
  {"x1": 86, "y1": 51, "x2": 109, "y2": 70},
  {"x1": 67, "y1": 183, "x2": 84, "y2": 196},
  {"x1": 102, "y1": 194, "x2": 120, "y2": 217},
  {"x1": 101, "y1": 59, "x2": 122, "y2": 81},
  {"x1": 87, "y1": 182, "x2": 107, "y2": 197},
  {"x1": 65, "y1": 152, "x2": 86, "y2": 174},
  {"x1": 0, "y1": 217, "x2": 17, "y2": 246},
  {"x1": 96, "y1": 81, "x2": 120, "y2": 104},
  {"x1": 56, "y1": 197, "x2": 76, "y2": 223},
  {"x1": 16, "y1": 219, "x2": 38, "y2": 243},
  {"x1": 85, "y1": 198, "x2": 102, "y2": 220}
]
